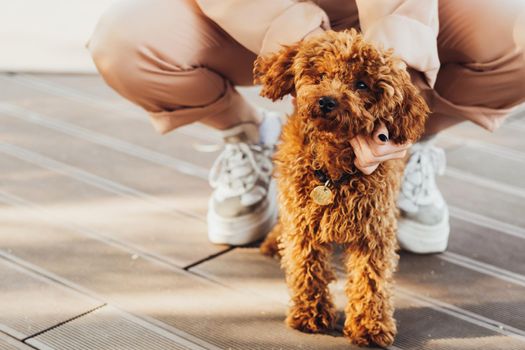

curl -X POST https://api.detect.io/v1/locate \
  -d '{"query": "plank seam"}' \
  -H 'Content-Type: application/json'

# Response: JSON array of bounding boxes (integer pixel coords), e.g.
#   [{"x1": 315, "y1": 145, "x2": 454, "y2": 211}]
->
[
  {"x1": 438, "y1": 252, "x2": 525, "y2": 288},
  {"x1": 0, "y1": 102, "x2": 209, "y2": 180},
  {"x1": 441, "y1": 134, "x2": 525, "y2": 163},
  {"x1": 0, "y1": 142, "x2": 203, "y2": 222},
  {"x1": 9, "y1": 74, "x2": 525, "y2": 188},
  {"x1": 0, "y1": 252, "x2": 219, "y2": 350},
  {"x1": 15, "y1": 74, "x2": 525, "y2": 164},
  {"x1": 0, "y1": 331, "x2": 39, "y2": 350},
  {"x1": 508, "y1": 120, "x2": 525, "y2": 131},
  {"x1": 183, "y1": 247, "x2": 236, "y2": 270},
  {"x1": 0, "y1": 189, "x2": 228, "y2": 273},
  {"x1": 2, "y1": 103, "x2": 523, "y2": 243},
  {"x1": 396, "y1": 287, "x2": 525, "y2": 342},
  {"x1": 446, "y1": 167, "x2": 525, "y2": 199},
  {"x1": 449, "y1": 206, "x2": 525, "y2": 240},
  {"x1": 0, "y1": 74, "x2": 211, "y2": 142},
  {"x1": 3, "y1": 81, "x2": 523, "y2": 240},
  {"x1": 3, "y1": 95, "x2": 523, "y2": 241},
  {"x1": 22, "y1": 304, "x2": 107, "y2": 342},
  {"x1": 3, "y1": 137, "x2": 525, "y2": 289},
  {"x1": 333, "y1": 265, "x2": 525, "y2": 342}
]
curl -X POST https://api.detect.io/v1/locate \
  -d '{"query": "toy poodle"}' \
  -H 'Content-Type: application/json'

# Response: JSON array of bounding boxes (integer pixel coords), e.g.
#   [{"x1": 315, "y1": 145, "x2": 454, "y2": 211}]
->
[{"x1": 254, "y1": 29, "x2": 428, "y2": 347}]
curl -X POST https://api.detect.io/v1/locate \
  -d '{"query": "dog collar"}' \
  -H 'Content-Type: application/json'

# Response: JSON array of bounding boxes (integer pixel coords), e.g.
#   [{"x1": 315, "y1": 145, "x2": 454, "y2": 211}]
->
[
  {"x1": 313, "y1": 169, "x2": 352, "y2": 187},
  {"x1": 310, "y1": 169, "x2": 353, "y2": 206}
]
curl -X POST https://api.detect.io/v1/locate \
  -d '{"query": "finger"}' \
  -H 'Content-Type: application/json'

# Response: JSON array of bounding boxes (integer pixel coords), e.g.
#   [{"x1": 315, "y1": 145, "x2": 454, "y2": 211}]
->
[
  {"x1": 354, "y1": 136, "x2": 378, "y2": 166},
  {"x1": 355, "y1": 134, "x2": 389, "y2": 167},
  {"x1": 356, "y1": 148, "x2": 406, "y2": 173},
  {"x1": 369, "y1": 140, "x2": 412, "y2": 158},
  {"x1": 349, "y1": 136, "x2": 361, "y2": 150},
  {"x1": 352, "y1": 134, "x2": 408, "y2": 168},
  {"x1": 358, "y1": 163, "x2": 379, "y2": 175},
  {"x1": 373, "y1": 122, "x2": 389, "y2": 145},
  {"x1": 350, "y1": 136, "x2": 366, "y2": 159},
  {"x1": 354, "y1": 148, "x2": 379, "y2": 167},
  {"x1": 351, "y1": 136, "x2": 377, "y2": 170},
  {"x1": 371, "y1": 149, "x2": 408, "y2": 163},
  {"x1": 357, "y1": 147, "x2": 408, "y2": 167}
]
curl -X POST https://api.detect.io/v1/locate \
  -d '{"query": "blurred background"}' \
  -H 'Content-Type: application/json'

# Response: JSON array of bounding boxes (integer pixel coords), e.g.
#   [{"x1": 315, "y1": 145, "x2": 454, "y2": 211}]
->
[
  {"x1": 2, "y1": 0, "x2": 525, "y2": 74},
  {"x1": 0, "y1": 0, "x2": 113, "y2": 72}
]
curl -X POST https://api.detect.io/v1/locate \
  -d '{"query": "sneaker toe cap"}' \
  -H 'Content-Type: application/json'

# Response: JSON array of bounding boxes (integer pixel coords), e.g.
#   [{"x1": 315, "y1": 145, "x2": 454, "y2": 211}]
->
[{"x1": 401, "y1": 203, "x2": 447, "y2": 226}]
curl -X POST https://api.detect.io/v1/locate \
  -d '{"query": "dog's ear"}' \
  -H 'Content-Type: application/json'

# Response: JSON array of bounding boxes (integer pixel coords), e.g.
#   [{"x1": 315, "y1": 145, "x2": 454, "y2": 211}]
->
[
  {"x1": 381, "y1": 71, "x2": 429, "y2": 144},
  {"x1": 253, "y1": 44, "x2": 299, "y2": 101}
]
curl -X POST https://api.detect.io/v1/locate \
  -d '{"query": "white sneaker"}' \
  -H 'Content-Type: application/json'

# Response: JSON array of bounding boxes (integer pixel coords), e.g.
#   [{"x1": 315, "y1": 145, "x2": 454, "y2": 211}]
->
[
  {"x1": 207, "y1": 110, "x2": 282, "y2": 245},
  {"x1": 397, "y1": 138, "x2": 450, "y2": 253}
]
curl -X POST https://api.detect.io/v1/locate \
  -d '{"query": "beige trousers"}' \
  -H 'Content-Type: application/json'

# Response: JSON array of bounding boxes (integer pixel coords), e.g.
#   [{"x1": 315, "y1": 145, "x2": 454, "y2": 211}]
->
[{"x1": 88, "y1": 0, "x2": 525, "y2": 135}]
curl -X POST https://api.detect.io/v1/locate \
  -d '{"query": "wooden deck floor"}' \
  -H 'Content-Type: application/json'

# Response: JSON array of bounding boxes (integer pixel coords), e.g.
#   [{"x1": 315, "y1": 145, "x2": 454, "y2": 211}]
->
[{"x1": 1, "y1": 73, "x2": 524, "y2": 350}]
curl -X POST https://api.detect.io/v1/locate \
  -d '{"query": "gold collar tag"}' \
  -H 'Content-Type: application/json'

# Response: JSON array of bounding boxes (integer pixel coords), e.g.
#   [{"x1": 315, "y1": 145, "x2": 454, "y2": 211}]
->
[{"x1": 310, "y1": 181, "x2": 333, "y2": 206}]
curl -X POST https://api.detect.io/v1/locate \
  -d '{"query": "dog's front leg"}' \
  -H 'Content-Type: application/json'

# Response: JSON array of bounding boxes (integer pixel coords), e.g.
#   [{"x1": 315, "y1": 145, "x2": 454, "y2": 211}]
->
[
  {"x1": 343, "y1": 233, "x2": 398, "y2": 347},
  {"x1": 281, "y1": 228, "x2": 336, "y2": 334},
  {"x1": 260, "y1": 220, "x2": 282, "y2": 258}
]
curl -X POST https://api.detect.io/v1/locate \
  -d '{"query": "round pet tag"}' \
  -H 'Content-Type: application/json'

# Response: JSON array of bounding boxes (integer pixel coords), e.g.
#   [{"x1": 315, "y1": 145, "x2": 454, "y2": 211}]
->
[{"x1": 310, "y1": 185, "x2": 333, "y2": 206}]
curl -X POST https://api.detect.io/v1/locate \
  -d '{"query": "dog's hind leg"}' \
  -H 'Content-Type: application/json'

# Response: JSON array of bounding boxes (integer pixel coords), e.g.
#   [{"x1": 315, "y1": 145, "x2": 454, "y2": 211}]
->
[
  {"x1": 281, "y1": 230, "x2": 337, "y2": 334},
  {"x1": 260, "y1": 220, "x2": 282, "y2": 258},
  {"x1": 342, "y1": 230, "x2": 398, "y2": 347}
]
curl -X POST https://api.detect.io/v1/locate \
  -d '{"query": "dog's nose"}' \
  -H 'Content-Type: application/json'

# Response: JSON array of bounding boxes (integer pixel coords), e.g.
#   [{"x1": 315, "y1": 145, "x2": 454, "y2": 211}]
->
[{"x1": 318, "y1": 96, "x2": 337, "y2": 113}]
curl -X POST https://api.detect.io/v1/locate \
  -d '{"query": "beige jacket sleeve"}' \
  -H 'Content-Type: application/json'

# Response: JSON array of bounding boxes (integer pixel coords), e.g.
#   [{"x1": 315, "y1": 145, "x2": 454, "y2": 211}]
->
[
  {"x1": 195, "y1": 0, "x2": 330, "y2": 55},
  {"x1": 197, "y1": 0, "x2": 440, "y2": 87},
  {"x1": 356, "y1": 0, "x2": 440, "y2": 87}
]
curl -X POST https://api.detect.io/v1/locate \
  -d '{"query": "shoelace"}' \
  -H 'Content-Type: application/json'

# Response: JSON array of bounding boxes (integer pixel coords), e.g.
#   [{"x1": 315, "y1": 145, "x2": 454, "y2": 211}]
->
[
  {"x1": 401, "y1": 143, "x2": 446, "y2": 206},
  {"x1": 209, "y1": 142, "x2": 273, "y2": 199}
]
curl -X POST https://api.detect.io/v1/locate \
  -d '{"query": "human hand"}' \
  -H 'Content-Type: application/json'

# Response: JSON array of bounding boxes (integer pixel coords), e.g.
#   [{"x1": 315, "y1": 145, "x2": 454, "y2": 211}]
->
[
  {"x1": 350, "y1": 122, "x2": 412, "y2": 175},
  {"x1": 303, "y1": 27, "x2": 325, "y2": 41}
]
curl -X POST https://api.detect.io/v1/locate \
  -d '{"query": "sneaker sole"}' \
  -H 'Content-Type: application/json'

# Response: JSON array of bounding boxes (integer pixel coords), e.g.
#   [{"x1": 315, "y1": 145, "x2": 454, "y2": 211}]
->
[
  {"x1": 207, "y1": 181, "x2": 278, "y2": 246},
  {"x1": 397, "y1": 206, "x2": 450, "y2": 254}
]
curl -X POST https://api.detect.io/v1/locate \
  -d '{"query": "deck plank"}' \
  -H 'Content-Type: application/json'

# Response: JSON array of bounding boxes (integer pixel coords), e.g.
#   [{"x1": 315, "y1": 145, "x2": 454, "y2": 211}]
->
[
  {"x1": 1, "y1": 73, "x2": 525, "y2": 349},
  {"x1": 19, "y1": 74, "x2": 294, "y2": 115},
  {"x1": 447, "y1": 217, "x2": 525, "y2": 276},
  {"x1": 0, "y1": 76, "x2": 220, "y2": 170},
  {"x1": 446, "y1": 145, "x2": 525, "y2": 189},
  {"x1": 0, "y1": 112, "x2": 211, "y2": 211},
  {"x1": 0, "y1": 258, "x2": 102, "y2": 340},
  {"x1": 192, "y1": 247, "x2": 525, "y2": 350},
  {"x1": 397, "y1": 252, "x2": 525, "y2": 330},
  {"x1": 0, "y1": 153, "x2": 223, "y2": 269},
  {"x1": 438, "y1": 175, "x2": 525, "y2": 228},
  {"x1": 0, "y1": 198, "x2": 360, "y2": 349},
  {"x1": 0, "y1": 333, "x2": 34, "y2": 350},
  {"x1": 27, "y1": 306, "x2": 203, "y2": 350},
  {"x1": 446, "y1": 120, "x2": 525, "y2": 153}
]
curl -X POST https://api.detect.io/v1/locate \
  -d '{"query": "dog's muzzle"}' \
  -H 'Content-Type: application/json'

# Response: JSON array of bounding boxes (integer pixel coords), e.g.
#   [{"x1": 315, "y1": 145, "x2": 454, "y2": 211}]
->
[{"x1": 318, "y1": 96, "x2": 337, "y2": 114}]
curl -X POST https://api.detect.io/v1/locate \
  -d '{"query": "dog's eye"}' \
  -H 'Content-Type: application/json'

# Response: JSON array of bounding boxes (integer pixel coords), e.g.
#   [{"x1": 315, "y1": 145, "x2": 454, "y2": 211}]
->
[
  {"x1": 315, "y1": 73, "x2": 326, "y2": 84},
  {"x1": 355, "y1": 81, "x2": 368, "y2": 90}
]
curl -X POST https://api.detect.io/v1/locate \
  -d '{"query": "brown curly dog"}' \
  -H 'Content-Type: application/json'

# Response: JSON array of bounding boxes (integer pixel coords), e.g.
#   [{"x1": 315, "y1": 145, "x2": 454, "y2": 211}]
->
[{"x1": 254, "y1": 29, "x2": 428, "y2": 347}]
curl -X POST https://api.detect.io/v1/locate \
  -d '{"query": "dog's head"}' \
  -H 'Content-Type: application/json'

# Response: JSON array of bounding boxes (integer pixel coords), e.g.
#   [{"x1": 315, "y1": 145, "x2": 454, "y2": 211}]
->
[{"x1": 254, "y1": 29, "x2": 428, "y2": 144}]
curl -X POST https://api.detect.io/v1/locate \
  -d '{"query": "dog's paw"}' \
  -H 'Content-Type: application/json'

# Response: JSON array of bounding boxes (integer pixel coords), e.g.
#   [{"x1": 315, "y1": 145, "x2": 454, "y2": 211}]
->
[
  {"x1": 259, "y1": 223, "x2": 282, "y2": 258},
  {"x1": 259, "y1": 238, "x2": 281, "y2": 259},
  {"x1": 370, "y1": 329, "x2": 396, "y2": 348},
  {"x1": 286, "y1": 305, "x2": 336, "y2": 333},
  {"x1": 343, "y1": 319, "x2": 396, "y2": 347}
]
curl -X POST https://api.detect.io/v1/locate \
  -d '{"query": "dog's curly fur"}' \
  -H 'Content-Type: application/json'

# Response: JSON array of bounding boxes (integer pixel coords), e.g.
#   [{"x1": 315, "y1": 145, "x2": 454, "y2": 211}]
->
[{"x1": 254, "y1": 30, "x2": 428, "y2": 347}]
